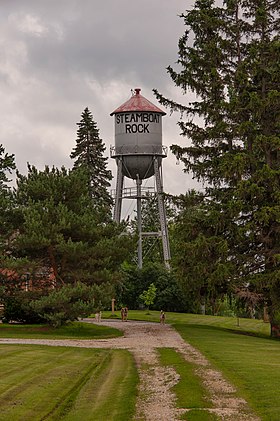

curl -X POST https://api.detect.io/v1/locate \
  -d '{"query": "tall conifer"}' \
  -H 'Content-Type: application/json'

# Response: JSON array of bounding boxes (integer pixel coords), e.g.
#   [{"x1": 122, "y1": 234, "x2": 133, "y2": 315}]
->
[
  {"x1": 0, "y1": 144, "x2": 16, "y2": 250},
  {"x1": 155, "y1": 0, "x2": 280, "y2": 333},
  {"x1": 70, "y1": 108, "x2": 113, "y2": 216}
]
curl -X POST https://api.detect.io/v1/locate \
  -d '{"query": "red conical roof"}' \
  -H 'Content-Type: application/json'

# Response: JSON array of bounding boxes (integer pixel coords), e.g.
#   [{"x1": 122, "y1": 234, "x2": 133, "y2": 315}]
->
[{"x1": 110, "y1": 88, "x2": 166, "y2": 116}]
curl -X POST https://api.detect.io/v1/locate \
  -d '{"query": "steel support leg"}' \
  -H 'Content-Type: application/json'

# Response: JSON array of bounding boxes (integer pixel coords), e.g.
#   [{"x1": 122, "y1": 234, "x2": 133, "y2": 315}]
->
[
  {"x1": 154, "y1": 157, "x2": 171, "y2": 269},
  {"x1": 136, "y1": 175, "x2": 143, "y2": 269},
  {"x1": 113, "y1": 158, "x2": 124, "y2": 223}
]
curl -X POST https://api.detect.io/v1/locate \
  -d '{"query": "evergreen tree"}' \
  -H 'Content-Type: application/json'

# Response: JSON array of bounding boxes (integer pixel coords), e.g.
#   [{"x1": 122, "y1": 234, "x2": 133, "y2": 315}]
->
[
  {"x1": 1, "y1": 164, "x2": 132, "y2": 325},
  {"x1": 172, "y1": 191, "x2": 234, "y2": 315},
  {"x1": 0, "y1": 144, "x2": 15, "y2": 190},
  {"x1": 70, "y1": 108, "x2": 113, "y2": 216},
  {"x1": 30, "y1": 282, "x2": 113, "y2": 327},
  {"x1": 8, "y1": 165, "x2": 133, "y2": 288},
  {"x1": 0, "y1": 144, "x2": 16, "y2": 252},
  {"x1": 154, "y1": 0, "x2": 280, "y2": 333}
]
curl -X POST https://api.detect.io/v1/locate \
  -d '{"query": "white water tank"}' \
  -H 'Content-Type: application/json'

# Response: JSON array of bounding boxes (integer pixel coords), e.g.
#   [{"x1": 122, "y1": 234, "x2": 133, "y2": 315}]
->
[{"x1": 110, "y1": 88, "x2": 166, "y2": 179}]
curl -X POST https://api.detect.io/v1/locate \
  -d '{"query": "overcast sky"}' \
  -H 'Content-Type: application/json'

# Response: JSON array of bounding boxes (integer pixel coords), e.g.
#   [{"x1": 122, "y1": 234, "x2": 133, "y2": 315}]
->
[{"x1": 1, "y1": 0, "x2": 202, "y2": 210}]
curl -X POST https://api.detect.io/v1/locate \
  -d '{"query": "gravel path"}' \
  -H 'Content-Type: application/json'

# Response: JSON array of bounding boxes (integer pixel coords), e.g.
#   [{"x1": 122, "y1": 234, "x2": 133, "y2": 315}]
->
[{"x1": 0, "y1": 319, "x2": 259, "y2": 420}]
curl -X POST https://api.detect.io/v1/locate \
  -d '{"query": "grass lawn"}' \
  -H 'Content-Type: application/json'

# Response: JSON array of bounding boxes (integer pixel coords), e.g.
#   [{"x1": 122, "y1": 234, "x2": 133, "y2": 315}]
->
[
  {"x1": 175, "y1": 324, "x2": 280, "y2": 421},
  {"x1": 0, "y1": 345, "x2": 138, "y2": 421},
  {"x1": 107, "y1": 310, "x2": 279, "y2": 420},
  {"x1": 158, "y1": 348, "x2": 211, "y2": 409},
  {"x1": 0, "y1": 321, "x2": 122, "y2": 340},
  {"x1": 2, "y1": 311, "x2": 279, "y2": 419},
  {"x1": 104, "y1": 309, "x2": 271, "y2": 337},
  {"x1": 158, "y1": 348, "x2": 218, "y2": 420}
]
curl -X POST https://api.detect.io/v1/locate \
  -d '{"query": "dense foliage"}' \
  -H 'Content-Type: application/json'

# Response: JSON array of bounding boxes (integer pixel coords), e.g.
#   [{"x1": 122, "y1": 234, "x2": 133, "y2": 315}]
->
[
  {"x1": 30, "y1": 282, "x2": 112, "y2": 327},
  {"x1": 0, "y1": 145, "x2": 16, "y2": 252},
  {"x1": 0, "y1": 109, "x2": 133, "y2": 325},
  {"x1": 12, "y1": 164, "x2": 131, "y2": 286},
  {"x1": 116, "y1": 262, "x2": 190, "y2": 312},
  {"x1": 154, "y1": 0, "x2": 280, "y2": 333}
]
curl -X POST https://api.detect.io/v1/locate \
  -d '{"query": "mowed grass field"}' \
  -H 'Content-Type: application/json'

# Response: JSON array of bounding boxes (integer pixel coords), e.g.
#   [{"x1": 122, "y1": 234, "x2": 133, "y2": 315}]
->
[
  {"x1": 114, "y1": 310, "x2": 279, "y2": 421},
  {"x1": 0, "y1": 321, "x2": 122, "y2": 339},
  {"x1": 1, "y1": 312, "x2": 280, "y2": 420},
  {"x1": 0, "y1": 345, "x2": 138, "y2": 421}
]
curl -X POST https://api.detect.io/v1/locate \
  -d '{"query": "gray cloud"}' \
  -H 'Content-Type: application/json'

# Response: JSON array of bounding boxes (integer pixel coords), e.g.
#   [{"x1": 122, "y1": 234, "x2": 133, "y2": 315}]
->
[{"x1": 1, "y1": 0, "x2": 201, "y2": 197}]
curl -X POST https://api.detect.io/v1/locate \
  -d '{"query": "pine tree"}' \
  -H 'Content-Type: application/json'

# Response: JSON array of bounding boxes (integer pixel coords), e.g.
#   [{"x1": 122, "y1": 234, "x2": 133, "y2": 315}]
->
[
  {"x1": 172, "y1": 191, "x2": 234, "y2": 315},
  {"x1": 0, "y1": 144, "x2": 15, "y2": 189},
  {"x1": 70, "y1": 108, "x2": 113, "y2": 216},
  {"x1": 10, "y1": 165, "x2": 133, "y2": 287},
  {"x1": 0, "y1": 144, "x2": 16, "y2": 251},
  {"x1": 154, "y1": 0, "x2": 280, "y2": 333}
]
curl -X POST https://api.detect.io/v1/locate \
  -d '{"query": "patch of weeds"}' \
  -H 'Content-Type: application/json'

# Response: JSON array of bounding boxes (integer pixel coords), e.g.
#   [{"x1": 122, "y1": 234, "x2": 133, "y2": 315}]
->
[
  {"x1": 158, "y1": 348, "x2": 212, "y2": 409},
  {"x1": 180, "y1": 409, "x2": 219, "y2": 420},
  {"x1": 140, "y1": 362, "x2": 151, "y2": 371}
]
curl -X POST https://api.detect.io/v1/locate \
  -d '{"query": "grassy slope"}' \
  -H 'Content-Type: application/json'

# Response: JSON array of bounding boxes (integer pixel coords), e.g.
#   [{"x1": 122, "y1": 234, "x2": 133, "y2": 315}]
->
[
  {"x1": 0, "y1": 321, "x2": 122, "y2": 339},
  {"x1": 175, "y1": 324, "x2": 280, "y2": 421},
  {"x1": 105, "y1": 309, "x2": 271, "y2": 337},
  {"x1": 1, "y1": 311, "x2": 279, "y2": 419},
  {"x1": 109, "y1": 310, "x2": 279, "y2": 421},
  {"x1": 158, "y1": 348, "x2": 219, "y2": 420},
  {"x1": 59, "y1": 349, "x2": 138, "y2": 421},
  {"x1": 0, "y1": 345, "x2": 138, "y2": 421}
]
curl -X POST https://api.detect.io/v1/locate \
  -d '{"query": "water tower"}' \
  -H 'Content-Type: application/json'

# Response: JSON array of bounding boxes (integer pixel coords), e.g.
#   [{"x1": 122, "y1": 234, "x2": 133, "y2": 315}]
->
[{"x1": 110, "y1": 88, "x2": 171, "y2": 269}]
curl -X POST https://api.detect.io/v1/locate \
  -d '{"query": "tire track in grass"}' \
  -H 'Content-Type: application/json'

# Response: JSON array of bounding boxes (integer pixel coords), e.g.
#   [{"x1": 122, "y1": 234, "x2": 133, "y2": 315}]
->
[
  {"x1": 0, "y1": 347, "x2": 90, "y2": 408},
  {"x1": 81, "y1": 350, "x2": 136, "y2": 421},
  {"x1": 158, "y1": 348, "x2": 213, "y2": 417},
  {"x1": 35, "y1": 350, "x2": 137, "y2": 421},
  {"x1": 0, "y1": 320, "x2": 260, "y2": 420},
  {"x1": 132, "y1": 344, "x2": 183, "y2": 421},
  {"x1": 0, "y1": 347, "x2": 108, "y2": 421},
  {"x1": 0, "y1": 352, "x2": 71, "y2": 406},
  {"x1": 41, "y1": 352, "x2": 111, "y2": 420}
]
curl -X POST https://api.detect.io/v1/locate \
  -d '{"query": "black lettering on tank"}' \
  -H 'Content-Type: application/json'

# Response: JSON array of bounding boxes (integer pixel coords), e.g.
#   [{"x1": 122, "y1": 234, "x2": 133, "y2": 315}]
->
[
  {"x1": 142, "y1": 113, "x2": 148, "y2": 122},
  {"x1": 137, "y1": 124, "x2": 150, "y2": 133},
  {"x1": 138, "y1": 124, "x2": 144, "y2": 133},
  {"x1": 125, "y1": 123, "x2": 150, "y2": 133}
]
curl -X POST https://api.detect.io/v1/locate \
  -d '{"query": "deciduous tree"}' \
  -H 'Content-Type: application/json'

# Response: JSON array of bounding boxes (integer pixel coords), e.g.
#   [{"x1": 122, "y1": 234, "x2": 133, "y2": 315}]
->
[{"x1": 139, "y1": 283, "x2": 157, "y2": 312}]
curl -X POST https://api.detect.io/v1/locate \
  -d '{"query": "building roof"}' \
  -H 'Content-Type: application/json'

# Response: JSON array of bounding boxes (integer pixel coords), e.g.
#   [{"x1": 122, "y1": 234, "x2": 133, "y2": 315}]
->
[{"x1": 110, "y1": 88, "x2": 166, "y2": 116}]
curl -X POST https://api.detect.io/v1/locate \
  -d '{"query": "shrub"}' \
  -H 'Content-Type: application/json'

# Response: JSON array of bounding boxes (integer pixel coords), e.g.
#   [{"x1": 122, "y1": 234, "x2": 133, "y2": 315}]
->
[
  {"x1": 30, "y1": 282, "x2": 112, "y2": 327},
  {"x1": 1, "y1": 291, "x2": 45, "y2": 324}
]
